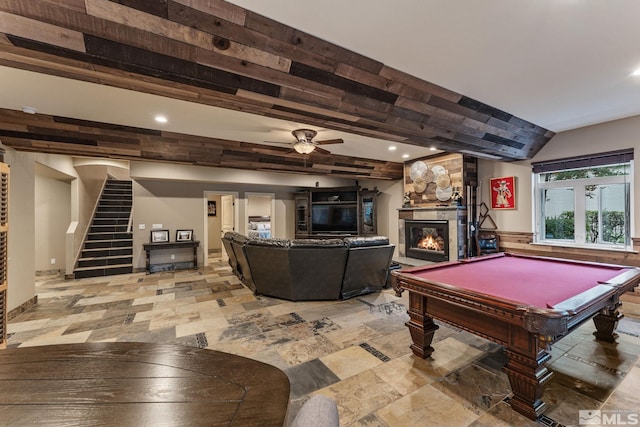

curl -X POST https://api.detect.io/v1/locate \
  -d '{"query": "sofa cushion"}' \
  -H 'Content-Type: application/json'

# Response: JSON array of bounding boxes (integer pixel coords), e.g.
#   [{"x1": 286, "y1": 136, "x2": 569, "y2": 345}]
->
[
  {"x1": 290, "y1": 238, "x2": 345, "y2": 248},
  {"x1": 246, "y1": 237, "x2": 289, "y2": 248},
  {"x1": 344, "y1": 236, "x2": 389, "y2": 247}
]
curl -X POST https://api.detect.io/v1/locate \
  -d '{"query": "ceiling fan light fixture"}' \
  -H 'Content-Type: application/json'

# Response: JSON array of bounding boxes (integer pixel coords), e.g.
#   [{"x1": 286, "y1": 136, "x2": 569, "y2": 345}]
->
[
  {"x1": 293, "y1": 140, "x2": 315, "y2": 154},
  {"x1": 292, "y1": 129, "x2": 317, "y2": 142}
]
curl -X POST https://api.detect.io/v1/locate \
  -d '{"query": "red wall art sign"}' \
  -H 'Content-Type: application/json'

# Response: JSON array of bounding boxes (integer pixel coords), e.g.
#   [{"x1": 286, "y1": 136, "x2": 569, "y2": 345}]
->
[{"x1": 490, "y1": 176, "x2": 516, "y2": 209}]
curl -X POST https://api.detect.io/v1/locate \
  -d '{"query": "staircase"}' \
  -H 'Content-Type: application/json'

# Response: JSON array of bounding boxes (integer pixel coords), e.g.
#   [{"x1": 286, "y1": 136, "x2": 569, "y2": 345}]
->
[{"x1": 74, "y1": 180, "x2": 133, "y2": 279}]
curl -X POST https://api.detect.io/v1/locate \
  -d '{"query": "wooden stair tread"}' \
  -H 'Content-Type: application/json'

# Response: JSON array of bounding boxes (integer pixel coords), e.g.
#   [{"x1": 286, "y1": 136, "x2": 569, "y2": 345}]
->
[
  {"x1": 74, "y1": 263, "x2": 133, "y2": 272},
  {"x1": 78, "y1": 254, "x2": 133, "y2": 261},
  {"x1": 82, "y1": 246, "x2": 133, "y2": 252}
]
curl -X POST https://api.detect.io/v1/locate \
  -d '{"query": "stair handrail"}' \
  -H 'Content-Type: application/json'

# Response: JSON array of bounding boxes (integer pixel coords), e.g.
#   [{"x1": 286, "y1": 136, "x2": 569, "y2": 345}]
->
[{"x1": 127, "y1": 200, "x2": 134, "y2": 234}]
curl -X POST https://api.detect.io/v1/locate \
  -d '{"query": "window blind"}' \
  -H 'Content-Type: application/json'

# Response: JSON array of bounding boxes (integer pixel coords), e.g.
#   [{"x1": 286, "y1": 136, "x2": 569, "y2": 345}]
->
[{"x1": 532, "y1": 149, "x2": 634, "y2": 174}]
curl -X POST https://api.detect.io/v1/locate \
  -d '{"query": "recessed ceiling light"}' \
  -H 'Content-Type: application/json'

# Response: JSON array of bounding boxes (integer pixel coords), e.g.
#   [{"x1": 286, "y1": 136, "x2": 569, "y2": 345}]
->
[
  {"x1": 402, "y1": 154, "x2": 410, "y2": 159},
  {"x1": 430, "y1": 146, "x2": 437, "y2": 151},
  {"x1": 22, "y1": 106, "x2": 37, "y2": 114},
  {"x1": 632, "y1": 69, "x2": 640, "y2": 77},
  {"x1": 154, "y1": 115, "x2": 168, "y2": 123},
  {"x1": 388, "y1": 145, "x2": 397, "y2": 151}
]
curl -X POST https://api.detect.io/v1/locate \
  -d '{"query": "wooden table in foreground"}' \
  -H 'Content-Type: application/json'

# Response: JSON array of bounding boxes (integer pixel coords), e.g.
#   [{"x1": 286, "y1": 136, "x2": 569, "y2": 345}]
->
[
  {"x1": 392, "y1": 252, "x2": 640, "y2": 421},
  {"x1": 0, "y1": 342, "x2": 290, "y2": 426}
]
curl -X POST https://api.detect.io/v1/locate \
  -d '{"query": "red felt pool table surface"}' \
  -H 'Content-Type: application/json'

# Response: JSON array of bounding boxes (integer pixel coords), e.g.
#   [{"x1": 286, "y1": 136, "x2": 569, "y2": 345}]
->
[{"x1": 404, "y1": 253, "x2": 631, "y2": 309}]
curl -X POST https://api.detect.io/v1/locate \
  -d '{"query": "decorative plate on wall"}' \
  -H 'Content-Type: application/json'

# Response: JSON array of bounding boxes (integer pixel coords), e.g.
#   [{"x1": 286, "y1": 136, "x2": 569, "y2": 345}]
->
[
  {"x1": 409, "y1": 161, "x2": 428, "y2": 182},
  {"x1": 436, "y1": 186, "x2": 453, "y2": 201},
  {"x1": 430, "y1": 165, "x2": 446, "y2": 178},
  {"x1": 413, "y1": 177, "x2": 427, "y2": 193},
  {"x1": 436, "y1": 174, "x2": 451, "y2": 189},
  {"x1": 424, "y1": 169, "x2": 435, "y2": 183},
  {"x1": 425, "y1": 182, "x2": 438, "y2": 201}
]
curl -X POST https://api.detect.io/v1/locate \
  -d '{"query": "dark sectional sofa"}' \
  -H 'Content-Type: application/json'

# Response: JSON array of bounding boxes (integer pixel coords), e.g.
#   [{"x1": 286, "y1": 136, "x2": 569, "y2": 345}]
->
[{"x1": 222, "y1": 232, "x2": 395, "y2": 301}]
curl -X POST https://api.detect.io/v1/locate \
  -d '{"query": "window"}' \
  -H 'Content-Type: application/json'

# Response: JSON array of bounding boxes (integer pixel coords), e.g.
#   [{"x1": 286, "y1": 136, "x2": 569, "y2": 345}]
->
[{"x1": 533, "y1": 150, "x2": 633, "y2": 250}]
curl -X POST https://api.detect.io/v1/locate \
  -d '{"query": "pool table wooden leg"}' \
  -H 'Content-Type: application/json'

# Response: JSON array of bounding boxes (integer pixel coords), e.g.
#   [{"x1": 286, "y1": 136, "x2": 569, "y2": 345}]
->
[
  {"x1": 405, "y1": 293, "x2": 439, "y2": 358},
  {"x1": 592, "y1": 302, "x2": 623, "y2": 343},
  {"x1": 503, "y1": 348, "x2": 554, "y2": 421}
]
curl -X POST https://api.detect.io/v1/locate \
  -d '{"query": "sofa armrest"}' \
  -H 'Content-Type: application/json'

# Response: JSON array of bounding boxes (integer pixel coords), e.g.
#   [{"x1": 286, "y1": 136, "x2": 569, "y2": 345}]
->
[{"x1": 341, "y1": 243, "x2": 395, "y2": 299}]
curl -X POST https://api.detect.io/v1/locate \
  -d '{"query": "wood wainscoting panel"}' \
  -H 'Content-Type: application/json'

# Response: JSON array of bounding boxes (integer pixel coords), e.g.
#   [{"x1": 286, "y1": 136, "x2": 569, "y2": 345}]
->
[{"x1": 498, "y1": 231, "x2": 640, "y2": 268}]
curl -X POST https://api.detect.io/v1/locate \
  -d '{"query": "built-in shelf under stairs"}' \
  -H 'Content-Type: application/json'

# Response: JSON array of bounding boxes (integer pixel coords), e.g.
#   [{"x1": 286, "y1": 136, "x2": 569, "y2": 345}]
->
[{"x1": 73, "y1": 180, "x2": 133, "y2": 279}]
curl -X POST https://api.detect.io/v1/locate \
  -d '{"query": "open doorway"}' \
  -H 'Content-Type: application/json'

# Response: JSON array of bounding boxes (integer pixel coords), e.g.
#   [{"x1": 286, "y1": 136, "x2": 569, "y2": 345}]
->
[
  {"x1": 203, "y1": 191, "x2": 238, "y2": 266},
  {"x1": 246, "y1": 193, "x2": 275, "y2": 238}
]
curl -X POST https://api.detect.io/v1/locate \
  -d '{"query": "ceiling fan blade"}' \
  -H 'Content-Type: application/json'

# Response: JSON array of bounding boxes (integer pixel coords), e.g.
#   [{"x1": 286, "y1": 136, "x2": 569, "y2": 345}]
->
[
  {"x1": 313, "y1": 146, "x2": 332, "y2": 155},
  {"x1": 262, "y1": 141, "x2": 293, "y2": 147},
  {"x1": 315, "y1": 138, "x2": 344, "y2": 145}
]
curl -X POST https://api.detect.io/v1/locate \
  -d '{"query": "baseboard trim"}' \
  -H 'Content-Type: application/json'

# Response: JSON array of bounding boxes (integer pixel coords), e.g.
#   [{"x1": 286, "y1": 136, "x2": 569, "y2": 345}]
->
[
  {"x1": 35, "y1": 269, "x2": 64, "y2": 276},
  {"x1": 8, "y1": 296, "x2": 38, "y2": 321}
]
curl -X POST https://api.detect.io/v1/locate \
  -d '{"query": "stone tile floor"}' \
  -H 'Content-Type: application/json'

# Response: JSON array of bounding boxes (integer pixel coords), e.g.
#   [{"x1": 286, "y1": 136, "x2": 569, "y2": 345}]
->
[{"x1": 7, "y1": 255, "x2": 640, "y2": 426}]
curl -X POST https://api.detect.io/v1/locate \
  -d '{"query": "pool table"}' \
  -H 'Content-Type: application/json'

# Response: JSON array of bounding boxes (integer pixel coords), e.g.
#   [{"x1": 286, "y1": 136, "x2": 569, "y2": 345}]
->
[{"x1": 391, "y1": 252, "x2": 640, "y2": 420}]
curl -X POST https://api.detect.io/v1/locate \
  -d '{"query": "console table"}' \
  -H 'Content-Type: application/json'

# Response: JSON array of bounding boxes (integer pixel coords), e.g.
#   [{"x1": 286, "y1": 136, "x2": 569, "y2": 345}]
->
[
  {"x1": 142, "y1": 240, "x2": 199, "y2": 273},
  {"x1": 0, "y1": 342, "x2": 290, "y2": 426}
]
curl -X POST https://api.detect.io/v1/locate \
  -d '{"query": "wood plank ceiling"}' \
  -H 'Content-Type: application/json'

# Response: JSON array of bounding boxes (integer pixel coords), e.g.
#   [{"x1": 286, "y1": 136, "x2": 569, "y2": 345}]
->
[{"x1": 0, "y1": 0, "x2": 555, "y2": 180}]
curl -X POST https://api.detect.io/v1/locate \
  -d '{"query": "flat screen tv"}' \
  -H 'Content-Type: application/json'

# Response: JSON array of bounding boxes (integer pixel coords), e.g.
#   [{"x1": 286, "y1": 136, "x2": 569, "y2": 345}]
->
[{"x1": 311, "y1": 204, "x2": 358, "y2": 234}]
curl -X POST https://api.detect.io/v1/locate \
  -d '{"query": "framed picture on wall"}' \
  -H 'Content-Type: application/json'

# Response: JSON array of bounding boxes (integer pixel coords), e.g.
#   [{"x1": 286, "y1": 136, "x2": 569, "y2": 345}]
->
[
  {"x1": 490, "y1": 176, "x2": 516, "y2": 209},
  {"x1": 150, "y1": 229, "x2": 169, "y2": 243},
  {"x1": 208, "y1": 200, "x2": 216, "y2": 216},
  {"x1": 176, "y1": 229, "x2": 193, "y2": 241}
]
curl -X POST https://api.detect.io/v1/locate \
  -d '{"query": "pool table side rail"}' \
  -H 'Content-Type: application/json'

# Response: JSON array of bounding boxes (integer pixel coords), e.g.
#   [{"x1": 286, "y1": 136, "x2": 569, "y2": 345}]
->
[
  {"x1": 397, "y1": 252, "x2": 632, "y2": 275},
  {"x1": 396, "y1": 276, "x2": 565, "y2": 344}
]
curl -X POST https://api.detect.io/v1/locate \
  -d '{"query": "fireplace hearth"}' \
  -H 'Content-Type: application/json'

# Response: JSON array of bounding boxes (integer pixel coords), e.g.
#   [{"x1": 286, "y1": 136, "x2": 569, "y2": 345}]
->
[{"x1": 405, "y1": 220, "x2": 449, "y2": 262}]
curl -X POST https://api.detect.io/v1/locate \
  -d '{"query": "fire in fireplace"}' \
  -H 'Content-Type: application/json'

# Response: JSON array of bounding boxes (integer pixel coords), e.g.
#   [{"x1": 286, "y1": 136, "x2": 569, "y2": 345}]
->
[{"x1": 405, "y1": 220, "x2": 449, "y2": 262}]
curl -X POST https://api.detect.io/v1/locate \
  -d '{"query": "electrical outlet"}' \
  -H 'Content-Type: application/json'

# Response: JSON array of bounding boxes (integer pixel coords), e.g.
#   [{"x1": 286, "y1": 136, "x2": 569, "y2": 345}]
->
[
  {"x1": 50, "y1": 258, "x2": 56, "y2": 264},
  {"x1": 171, "y1": 254, "x2": 175, "y2": 260},
  {"x1": 139, "y1": 224, "x2": 146, "y2": 230}
]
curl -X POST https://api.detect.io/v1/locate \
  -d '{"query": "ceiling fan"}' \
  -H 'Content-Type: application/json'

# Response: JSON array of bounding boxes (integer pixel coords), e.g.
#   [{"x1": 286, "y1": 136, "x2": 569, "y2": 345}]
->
[{"x1": 265, "y1": 129, "x2": 344, "y2": 154}]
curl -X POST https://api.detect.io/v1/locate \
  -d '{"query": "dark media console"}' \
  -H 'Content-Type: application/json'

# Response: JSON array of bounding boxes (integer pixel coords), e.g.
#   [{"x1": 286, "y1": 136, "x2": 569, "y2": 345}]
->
[{"x1": 294, "y1": 186, "x2": 378, "y2": 239}]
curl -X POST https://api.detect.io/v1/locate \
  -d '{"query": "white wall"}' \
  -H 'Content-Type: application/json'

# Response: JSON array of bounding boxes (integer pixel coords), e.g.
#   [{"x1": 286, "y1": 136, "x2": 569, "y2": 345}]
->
[
  {"x1": 478, "y1": 115, "x2": 640, "y2": 234},
  {"x1": 129, "y1": 161, "x2": 355, "y2": 188},
  {"x1": 3, "y1": 146, "x2": 36, "y2": 311},
  {"x1": 476, "y1": 160, "x2": 532, "y2": 232},
  {"x1": 34, "y1": 166, "x2": 72, "y2": 272},
  {"x1": 247, "y1": 194, "x2": 272, "y2": 217}
]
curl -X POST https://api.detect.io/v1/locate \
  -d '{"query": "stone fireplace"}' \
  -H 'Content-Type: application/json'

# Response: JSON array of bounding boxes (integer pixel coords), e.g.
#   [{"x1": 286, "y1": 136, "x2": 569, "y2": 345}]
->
[
  {"x1": 405, "y1": 220, "x2": 449, "y2": 262},
  {"x1": 398, "y1": 206, "x2": 467, "y2": 262}
]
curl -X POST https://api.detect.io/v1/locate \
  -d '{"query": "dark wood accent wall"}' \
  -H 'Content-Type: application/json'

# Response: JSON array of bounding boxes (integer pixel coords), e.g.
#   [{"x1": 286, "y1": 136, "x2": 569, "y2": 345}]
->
[
  {"x1": 498, "y1": 231, "x2": 640, "y2": 268},
  {"x1": 0, "y1": 0, "x2": 555, "y2": 172}
]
